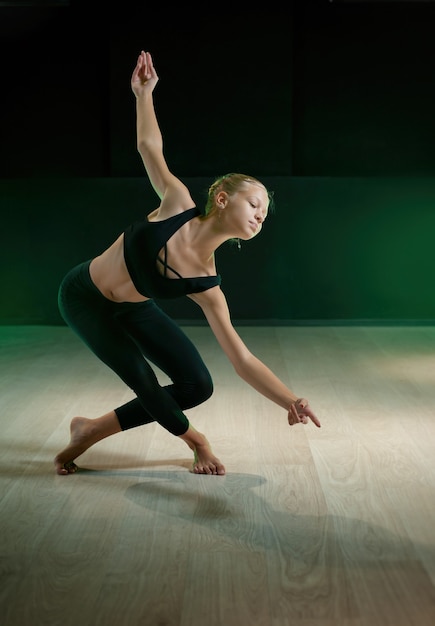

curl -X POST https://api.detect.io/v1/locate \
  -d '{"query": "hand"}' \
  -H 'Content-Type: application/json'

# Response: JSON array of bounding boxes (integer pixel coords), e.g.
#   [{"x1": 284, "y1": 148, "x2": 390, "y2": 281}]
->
[
  {"x1": 131, "y1": 50, "x2": 159, "y2": 97},
  {"x1": 288, "y1": 398, "x2": 321, "y2": 428}
]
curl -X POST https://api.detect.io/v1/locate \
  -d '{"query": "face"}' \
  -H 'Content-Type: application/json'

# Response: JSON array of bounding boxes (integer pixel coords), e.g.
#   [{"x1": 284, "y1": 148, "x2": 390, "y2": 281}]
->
[{"x1": 220, "y1": 182, "x2": 269, "y2": 241}]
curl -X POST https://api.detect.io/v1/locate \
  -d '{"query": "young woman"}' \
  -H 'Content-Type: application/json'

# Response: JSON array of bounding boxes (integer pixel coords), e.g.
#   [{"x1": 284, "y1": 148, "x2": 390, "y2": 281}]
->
[{"x1": 54, "y1": 50, "x2": 321, "y2": 477}]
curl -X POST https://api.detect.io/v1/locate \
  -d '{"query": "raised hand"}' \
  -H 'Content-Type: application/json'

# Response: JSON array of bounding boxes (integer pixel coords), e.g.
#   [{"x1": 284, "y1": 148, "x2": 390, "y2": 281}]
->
[{"x1": 131, "y1": 50, "x2": 159, "y2": 96}]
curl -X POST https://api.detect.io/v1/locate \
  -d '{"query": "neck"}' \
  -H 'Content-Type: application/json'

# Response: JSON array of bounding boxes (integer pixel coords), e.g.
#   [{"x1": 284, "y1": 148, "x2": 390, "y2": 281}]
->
[{"x1": 191, "y1": 214, "x2": 234, "y2": 260}]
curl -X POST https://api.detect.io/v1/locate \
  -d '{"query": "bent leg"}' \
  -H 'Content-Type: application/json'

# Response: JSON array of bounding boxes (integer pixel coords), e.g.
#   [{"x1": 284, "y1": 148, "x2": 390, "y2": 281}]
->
[
  {"x1": 114, "y1": 300, "x2": 214, "y2": 429},
  {"x1": 56, "y1": 262, "x2": 224, "y2": 475},
  {"x1": 121, "y1": 300, "x2": 213, "y2": 408},
  {"x1": 58, "y1": 262, "x2": 189, "y2": 435}
]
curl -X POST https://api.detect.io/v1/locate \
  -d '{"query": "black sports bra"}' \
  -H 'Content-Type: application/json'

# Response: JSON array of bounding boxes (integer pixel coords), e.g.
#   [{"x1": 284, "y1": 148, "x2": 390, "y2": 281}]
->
[{"x1": 123, "y1": 207, "x2": 221, "y2": 299}]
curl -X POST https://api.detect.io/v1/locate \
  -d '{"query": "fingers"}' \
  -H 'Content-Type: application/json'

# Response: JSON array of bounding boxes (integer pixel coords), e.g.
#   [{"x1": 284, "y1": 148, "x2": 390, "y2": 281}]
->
[
  {"x1": 310, "y1": 413, "x2": 322, "y2": 428},
  {"x1": 134, "y1": 51, "x2": 157, "y2": 85},
  {"x1": 138, "y1": 51, "x2": 148, "y2": 79},
  {"x1": 288, "y1": 403, "x2": 302, "y2": 426},
  {"x1": 288, "y1": 399, "x2": 322, "y2": 428}
]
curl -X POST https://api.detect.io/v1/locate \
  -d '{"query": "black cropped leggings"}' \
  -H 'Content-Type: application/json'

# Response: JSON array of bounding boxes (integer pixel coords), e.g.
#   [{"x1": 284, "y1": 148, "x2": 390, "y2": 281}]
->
[{"x1": 58, "y1": 260, "x2": 214, "y2": 436}]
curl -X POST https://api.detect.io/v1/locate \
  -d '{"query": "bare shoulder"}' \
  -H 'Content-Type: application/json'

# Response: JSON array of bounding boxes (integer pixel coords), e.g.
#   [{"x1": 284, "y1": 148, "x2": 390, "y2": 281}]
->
[
  {"x1": 149, "y1": 177, "x2": 196, "y2": 221},
  {"x1": 188, "y1": 286, "x2": 229, "y2": 316}
]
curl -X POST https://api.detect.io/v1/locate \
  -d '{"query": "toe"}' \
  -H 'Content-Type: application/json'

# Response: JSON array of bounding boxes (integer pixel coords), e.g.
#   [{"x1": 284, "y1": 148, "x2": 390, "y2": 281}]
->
[{"x1": 65, "y1": 462, "x2": 78, "y2": 473}]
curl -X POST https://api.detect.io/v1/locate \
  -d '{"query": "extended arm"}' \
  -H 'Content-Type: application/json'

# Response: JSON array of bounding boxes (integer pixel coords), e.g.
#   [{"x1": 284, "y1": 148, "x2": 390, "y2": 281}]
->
[
  {"x1": 131, "y1": 51, "x2": 193, "y2": 213},
  {"x1": 189, "y1": 288, "x2": 321, "y2": 428}
]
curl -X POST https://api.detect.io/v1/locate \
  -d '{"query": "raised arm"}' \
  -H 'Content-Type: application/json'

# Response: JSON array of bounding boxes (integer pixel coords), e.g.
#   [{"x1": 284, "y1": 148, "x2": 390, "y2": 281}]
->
[
  {"x1": 189, "y1": 288, "x2": 321, "y2": 428},
  {"x1": 130, "y1": 51, "x2": 193, "y2": 213}
]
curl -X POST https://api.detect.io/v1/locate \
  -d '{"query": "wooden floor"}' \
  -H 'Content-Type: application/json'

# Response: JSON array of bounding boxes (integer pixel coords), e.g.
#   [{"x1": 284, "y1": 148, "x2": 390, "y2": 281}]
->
[{"x1": 1, "y1": 324, "x2": 435, "y2": 626}]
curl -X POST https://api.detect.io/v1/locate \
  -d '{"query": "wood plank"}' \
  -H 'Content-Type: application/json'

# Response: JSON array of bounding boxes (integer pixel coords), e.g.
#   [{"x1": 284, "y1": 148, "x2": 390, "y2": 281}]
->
[{"x1": 1, "y1": 325, "x2": 435, "y2": 626}]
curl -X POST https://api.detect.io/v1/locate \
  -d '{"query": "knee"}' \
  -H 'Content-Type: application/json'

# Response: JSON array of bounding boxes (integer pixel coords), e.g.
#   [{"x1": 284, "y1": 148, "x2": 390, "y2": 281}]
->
[
  {"x1": 194, "y1": 370, "x2": 214, "y2": 404},
  {"x1": 169, "y1": 370, "x2": 214, "y2": 409}
]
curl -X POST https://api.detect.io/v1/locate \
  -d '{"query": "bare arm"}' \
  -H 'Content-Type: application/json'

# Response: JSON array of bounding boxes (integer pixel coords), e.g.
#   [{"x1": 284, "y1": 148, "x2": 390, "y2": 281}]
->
[
  {"x1": 189, "y1": 288, "x2": 321, "y2": 428},
  {"x1": 130, "y1": 51, "x2": 193, "y2": 214}
]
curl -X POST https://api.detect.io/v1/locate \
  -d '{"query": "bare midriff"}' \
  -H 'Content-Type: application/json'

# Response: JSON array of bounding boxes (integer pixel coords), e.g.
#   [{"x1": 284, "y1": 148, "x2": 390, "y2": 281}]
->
[{"x1": 89, "y1": 234, "x2": 149, "y2": 303}]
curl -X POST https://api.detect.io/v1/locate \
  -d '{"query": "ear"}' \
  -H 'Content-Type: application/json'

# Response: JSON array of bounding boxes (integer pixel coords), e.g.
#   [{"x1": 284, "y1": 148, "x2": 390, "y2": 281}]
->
[{"x1": 215, "y1": 191, "x2": 228, "y2": 208}]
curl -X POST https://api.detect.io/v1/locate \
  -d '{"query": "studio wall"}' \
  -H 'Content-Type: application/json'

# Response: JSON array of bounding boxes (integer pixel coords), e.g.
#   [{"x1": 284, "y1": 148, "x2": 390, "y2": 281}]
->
[{"x1": 1, "y1": 0, "x2": 435, "y2": 325}]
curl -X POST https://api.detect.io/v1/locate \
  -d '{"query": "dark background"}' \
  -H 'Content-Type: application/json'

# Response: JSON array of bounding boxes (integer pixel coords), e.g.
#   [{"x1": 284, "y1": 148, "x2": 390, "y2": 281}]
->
[{"x1": 2, "y1": 0, "x2": 435, "y2": 324}]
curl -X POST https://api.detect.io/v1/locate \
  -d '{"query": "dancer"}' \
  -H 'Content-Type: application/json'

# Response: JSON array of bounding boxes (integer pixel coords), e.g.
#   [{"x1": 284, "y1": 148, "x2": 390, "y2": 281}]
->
[{"x1": 55, "y1": 50, "x2": 321, "y2": 477}]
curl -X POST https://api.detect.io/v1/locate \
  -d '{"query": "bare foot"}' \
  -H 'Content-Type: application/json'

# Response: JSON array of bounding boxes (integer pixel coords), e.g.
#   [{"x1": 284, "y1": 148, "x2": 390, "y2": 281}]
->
[
  {"x1": 192, "y1": 442, "x2": 226, "y2": 476},
  {"x1": 179, "y1": 425, "x2": 225, "y2": 476},
  {"x1": 54, "y1": 416, "x2": 94, "y2": 475},
  {"x1": 54, "y1": 411, "x2": 122, "y2": 475},
  {"x1": 178, "y1": 425, "x2": 225, "y2": 475}
]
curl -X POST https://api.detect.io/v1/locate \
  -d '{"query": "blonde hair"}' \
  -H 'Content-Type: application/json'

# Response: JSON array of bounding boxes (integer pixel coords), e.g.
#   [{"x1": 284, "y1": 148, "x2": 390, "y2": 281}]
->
[{"x1": 203, "y1": 173, "x2": 274, "y2": 217}]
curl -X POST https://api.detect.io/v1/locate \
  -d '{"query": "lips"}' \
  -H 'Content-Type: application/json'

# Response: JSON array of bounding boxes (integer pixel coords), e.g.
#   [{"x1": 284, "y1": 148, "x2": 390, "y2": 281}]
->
[{"x1": 249, "y1": 221, "x2": 258, "y2": 233}]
